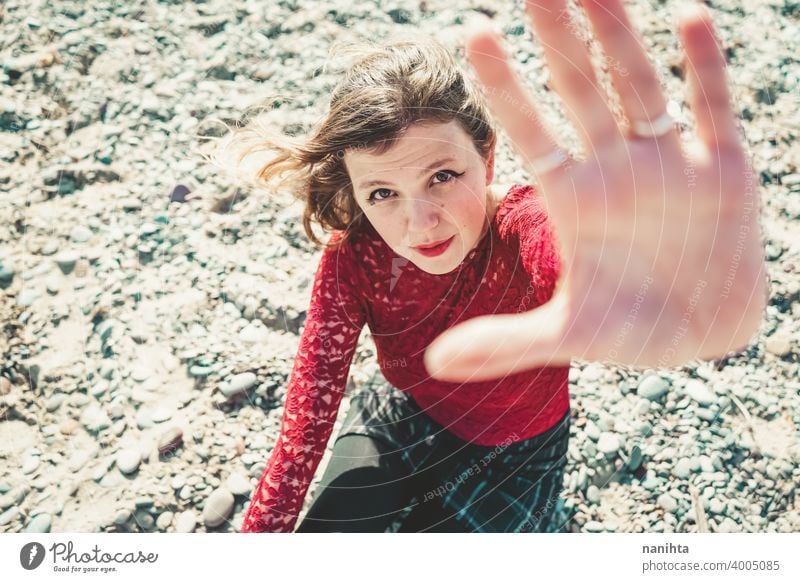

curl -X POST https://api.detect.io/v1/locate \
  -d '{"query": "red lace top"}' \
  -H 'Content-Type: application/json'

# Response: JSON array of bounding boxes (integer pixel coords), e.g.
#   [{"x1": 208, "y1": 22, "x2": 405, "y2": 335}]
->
[{"x1": 240, "y1": 184, "x2": 571, "y2": 533}]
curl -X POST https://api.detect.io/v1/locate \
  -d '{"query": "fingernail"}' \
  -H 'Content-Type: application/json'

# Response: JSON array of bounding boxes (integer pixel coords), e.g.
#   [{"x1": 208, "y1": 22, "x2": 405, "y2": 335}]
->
[{"x1": 677, "y1": 2, "x2": 710, "y2": 26}]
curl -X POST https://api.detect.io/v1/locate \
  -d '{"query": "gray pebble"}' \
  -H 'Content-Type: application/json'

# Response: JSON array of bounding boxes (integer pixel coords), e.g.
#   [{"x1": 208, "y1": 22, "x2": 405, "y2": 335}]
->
[
  {"x1": 222, "y1": 372, "x2": 258, "y2": 398},
  {"x1": 158, "y1": 426, "x2": 184, "y2": 457},
  {"x1": 709, "y1": 499, "x2": 725, "y2": 514},
  {"x1": 673, "y1": 458, "x2": 693, "y2": 479},
  {"x1": 152, "y1": 406, "x2": 173, "y2": 423},
  {"x1": 597, "y1": 432, "x2": 620, "y2": 456},
  {"x1": 156, "y1": 511, "x2": 174, "y2": 531},
  {"x1": 225, "y1": 472, "x2": 252, "y2": 496},
  {"x1": 24, "y1": 513, "x2": 52, "y2": 533},
  {"x1": 0, "y1": 507, "x2": 20, "y2": 526},
  {"x1": 175, "y1": 510, "x2": 197, "y2": 533},
  {"x1": 17, "y1": 287, "x2": 40, "y2": 307},
  {"x1": 22, "y1": 456, "x2": 41, "y2": 475},
  {"x1": 45, "y1": 393, "x2": 67, "y2": 412},
  {"x1": 584, "y1": 520, "x2": 605, "y2": 532},
  {"x1": 113, "y1": 509, "x2": 131, "y2": 526},
  {"x1": 80, "y1": 404, "x2": 111, "y2": 433},
  {"x1": 685, "y1": 380, "x2": 716, "y2": 406},
  {"x1": 584, "y1": 420, "x2": 601, "y2": 441},
  {"x1": 116, "y1": 449, "x2": 141, "y2": 475},
  {"x1": 202, "y1": 488, "x2": 234, "y2": 528},
  {"x1": 657, "y1": 492, "x2": 678, "y2": 513},
  {"x1": 54, "y1": 250, "x2": 80, "y2": 274},
  {"x1": 586, "y1": 485, "x2": 601, "y2": 504},
  {"x1": 134, "y1": 510, "x2": 155, "y2": 531},
  {"x1": 70, "y1": 225, "x2": 93, "y2": 243},
  {"x1": 637, "y1": 375, "x2": 670, "y2": 401}
]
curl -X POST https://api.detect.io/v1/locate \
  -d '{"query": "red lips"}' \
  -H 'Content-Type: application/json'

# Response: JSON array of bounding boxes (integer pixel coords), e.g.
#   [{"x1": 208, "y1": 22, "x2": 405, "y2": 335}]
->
[{"x1": 413, "y1": 236, "x2": 455, "y2": 257}]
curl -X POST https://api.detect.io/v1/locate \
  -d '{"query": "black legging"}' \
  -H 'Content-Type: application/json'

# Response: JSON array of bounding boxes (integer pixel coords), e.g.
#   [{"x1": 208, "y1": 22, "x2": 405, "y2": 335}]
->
[{"x1": 295, "y1": 433, "x2": 469, "y2": 532}]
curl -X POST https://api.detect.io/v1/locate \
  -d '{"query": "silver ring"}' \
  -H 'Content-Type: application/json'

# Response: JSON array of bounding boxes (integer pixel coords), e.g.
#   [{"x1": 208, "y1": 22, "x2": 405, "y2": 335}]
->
[
  {"x1": 528, "y1": 148, "x2": 570, "y2": 175},
  {"x1": 630, "y1": 112, "x2": 675, "y2": 139}
]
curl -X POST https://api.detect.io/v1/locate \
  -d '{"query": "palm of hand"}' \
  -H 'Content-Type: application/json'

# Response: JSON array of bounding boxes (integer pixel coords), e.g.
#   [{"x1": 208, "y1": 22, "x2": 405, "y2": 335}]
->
[{"x1": 425, "y1": 1, "x2": 768, "y2": 382}]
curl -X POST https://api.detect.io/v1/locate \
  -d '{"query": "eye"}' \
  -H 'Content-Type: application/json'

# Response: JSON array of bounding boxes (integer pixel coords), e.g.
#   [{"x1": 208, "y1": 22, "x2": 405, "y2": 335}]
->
[
  {"x1": 432, "y1": 170, "x2": 464, "y2": 185},
  {"x1": 366, "y1": 188, "x2": 395, "y2": 204}
]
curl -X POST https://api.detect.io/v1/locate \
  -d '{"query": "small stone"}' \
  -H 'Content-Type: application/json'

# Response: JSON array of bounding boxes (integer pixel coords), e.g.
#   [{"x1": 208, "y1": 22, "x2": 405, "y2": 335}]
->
[
  {"x1": 765, "y1": 334, "x2": 792, "y2": 357},
  {"x1": 116, "y1": 449, "x2": 141, "y2": 475},
  {"x1": 597, "y1": 432, "x2": 620, "y2": 456},
  {"x1": 239, "y1": 323, "x2": 269, "y2": 343},
  {"x1": 24, "y1": 513, "x2": 52, "y2": 533},
  {"x1": 175, "y1": 510, "x2": 197, "y2": 533},
  {"x1": 152, "y1": 406, "x2": 172, "y2": 423},
  {"x1": 584, "y1": 520, "x2": 605, "y2": 532},
  {"x1": 637, "y1": 375, "x2": 670, "y2": 401},
  {"x1": 685, "y1": 380, "x2": 715, "y2": 407},
  {"x1": 0, "y1": 263, "x2": 15, "y2": 286},
  {"x1": 673, "y1": 458, "x2": 693, "y2": 479},
  {"x1": 657, "y1": 492, "x2": 678, "y2": 513},
  {"x1": 626, "y1": 444, "x2": 643, "y2": 471},
  {"x1": 699, "y1": 455, "x2": 715, "y2": 473},
  {"x1": 156, "y1": 511, "x2": 173, "y2": 531},
  {"x1": 54, "y1": 250, "x2": 80, "y2": 274},
  {"x1": 189, "y1": 365, "x2": 212, "y2": 378},
  {"x1": 21, "y1": 456, "x2": 40, "y2": 475},
  {"x1": 112, "y1": 509, "x2": 131, "y2": 526},
  {"x1": 586, "y1": 485, "x2": 601, "y2": 504},
  {"x1": 17, "y1": 287, "x2": 40, "y2": 307},
  {"x1": 709, "y1": 499, "x2": 725, "y2": 514},
  {"x1": 202, "y1": 488, "x2": 234, "y2": 528},
  {"x1": 0, "y1": 507, "x2": 21, "y2": 526},
  {"x1": 584, "y1": 420, "x2": 601, "y2": 441},
  {"x1": 221, "y1": 372, "x2": 258, "y2": 398},
  {"x1": 130, "y1": 365, "x2": 151, "y2": 382},
  {"x1": 157, "y1": 427, "x2": 184, "y2": 457},
  {"x1": 782, "y1": 173, "x2": 800, "y2": 188},
  {"x1": 80, "y1": 404, "x2": 111, "y2": 433},
  {"x1": 170, "y1": 184, "x2": 191, "y2": 203},
  {"x1": 134, "y1": 510, "x2": 155, "y2": 531},
  {"x1": 225, "y1": 472, "x2": 251, "y2": 496},
  {"x1": 70, "y1": 225, "x2": 93, "y2": 243},
  {"x1": 135, "y1": 497, "x2": 155, "y2": 509}
]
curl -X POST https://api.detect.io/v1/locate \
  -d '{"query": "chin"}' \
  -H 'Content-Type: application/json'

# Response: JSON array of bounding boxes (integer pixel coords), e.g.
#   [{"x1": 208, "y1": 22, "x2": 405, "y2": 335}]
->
[{"x1": 409, "y1": 253, "x2": 463, "y2": 275}]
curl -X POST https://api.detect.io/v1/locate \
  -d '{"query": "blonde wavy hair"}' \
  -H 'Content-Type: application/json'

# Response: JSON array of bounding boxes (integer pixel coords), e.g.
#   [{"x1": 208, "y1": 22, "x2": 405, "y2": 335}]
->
[{"x1": 211, "y1": 34, "x2": 496, "y2": 249}]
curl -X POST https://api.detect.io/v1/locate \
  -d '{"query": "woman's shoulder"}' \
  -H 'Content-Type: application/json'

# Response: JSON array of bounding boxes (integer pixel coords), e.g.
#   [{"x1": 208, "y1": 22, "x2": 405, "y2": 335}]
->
[
  {"x1": 319, "y1": 223, "x2": 386, "y2": 276},
  {"x1": 491, "y1": 183, "x2": 539, "y2": 225}
]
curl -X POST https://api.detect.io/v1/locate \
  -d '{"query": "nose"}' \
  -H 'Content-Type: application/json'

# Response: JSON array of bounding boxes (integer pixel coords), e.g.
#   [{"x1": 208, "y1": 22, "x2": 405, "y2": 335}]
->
[{"x1": 405, "y1": 196, "x2": 439, "y2": 235}]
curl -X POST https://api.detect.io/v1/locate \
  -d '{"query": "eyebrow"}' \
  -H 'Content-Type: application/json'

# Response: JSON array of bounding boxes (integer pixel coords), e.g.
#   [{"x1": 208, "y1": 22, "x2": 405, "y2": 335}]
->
[{"x1": 356, "y1": 157, "x2": 458, "y2": 190}]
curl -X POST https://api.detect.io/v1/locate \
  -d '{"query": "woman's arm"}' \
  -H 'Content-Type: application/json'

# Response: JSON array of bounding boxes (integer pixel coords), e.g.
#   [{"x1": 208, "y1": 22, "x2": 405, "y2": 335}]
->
[{"x1": 240, "y1": 235, "x2": 366, "y2": 532}]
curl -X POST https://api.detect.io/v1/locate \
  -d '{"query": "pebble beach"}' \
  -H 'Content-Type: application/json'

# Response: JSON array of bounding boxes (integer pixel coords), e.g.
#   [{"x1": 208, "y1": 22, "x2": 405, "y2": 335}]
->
[{"x1": 1, "y1": 0, "x2": 798, "y2": 533}]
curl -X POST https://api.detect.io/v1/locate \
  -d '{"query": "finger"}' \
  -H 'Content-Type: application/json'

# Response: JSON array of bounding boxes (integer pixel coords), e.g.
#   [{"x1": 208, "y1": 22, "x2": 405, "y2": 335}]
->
[
  {"x1": 524, "y1": 0, "x2": 621, "y2": 148},
  {"x1": 423, "y1": 290, "x2": 572, "y2": 382},
  {"x1": 464, "y1": 26, "x2": 570, "y2": 176},
  {"x1": 578, "y1": 0, "x2": 674, "y2": 139},
  {"x1": 679, "y1": 3, "x2": 742, "y2": 149}
]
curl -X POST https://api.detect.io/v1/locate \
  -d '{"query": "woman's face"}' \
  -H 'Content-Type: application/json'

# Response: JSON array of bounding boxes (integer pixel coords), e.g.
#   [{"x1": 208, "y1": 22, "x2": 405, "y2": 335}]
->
[{"x1": 344, "y1": 120, "x2": 495, "y2": 275}]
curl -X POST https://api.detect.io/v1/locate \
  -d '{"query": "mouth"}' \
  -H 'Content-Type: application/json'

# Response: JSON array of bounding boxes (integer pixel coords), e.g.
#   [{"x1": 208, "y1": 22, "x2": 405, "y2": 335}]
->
[{"x1": 413, "y1": 236, "x2": 455, "y2": 258}]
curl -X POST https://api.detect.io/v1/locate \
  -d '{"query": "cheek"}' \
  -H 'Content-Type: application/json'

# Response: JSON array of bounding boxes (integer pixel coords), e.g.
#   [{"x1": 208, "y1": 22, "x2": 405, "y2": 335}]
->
[
  {"x1": 451, "y1": 183, "x2": 488, "y2": 228},
  {"x1": 366, "y1": 210, "x2": 403, "y2": 242}
]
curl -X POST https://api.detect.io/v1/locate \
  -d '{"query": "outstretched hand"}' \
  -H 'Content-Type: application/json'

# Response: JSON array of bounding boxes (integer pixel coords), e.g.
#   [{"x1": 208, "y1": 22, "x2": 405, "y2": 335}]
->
[{"x1": 424, "y1": 0, "x2": 768, "y2": 382}]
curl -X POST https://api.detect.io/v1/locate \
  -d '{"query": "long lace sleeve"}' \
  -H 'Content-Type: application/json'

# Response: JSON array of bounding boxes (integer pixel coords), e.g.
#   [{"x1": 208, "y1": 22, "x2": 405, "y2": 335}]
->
[{"x1": 240, "y1": 234, "x2": 367, "y2": 533}]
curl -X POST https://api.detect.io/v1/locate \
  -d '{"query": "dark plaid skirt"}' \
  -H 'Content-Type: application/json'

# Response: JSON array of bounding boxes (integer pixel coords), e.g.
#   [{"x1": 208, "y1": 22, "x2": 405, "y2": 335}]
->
[{"x1": 334, "y1": 382, "x2": 571, "y2": 533}]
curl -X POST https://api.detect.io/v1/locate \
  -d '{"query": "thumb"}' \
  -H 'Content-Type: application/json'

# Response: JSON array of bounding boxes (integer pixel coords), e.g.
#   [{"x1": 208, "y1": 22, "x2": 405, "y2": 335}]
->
[{"x1": 423, "y1": 290, "x2": 573, "y2": 382}]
